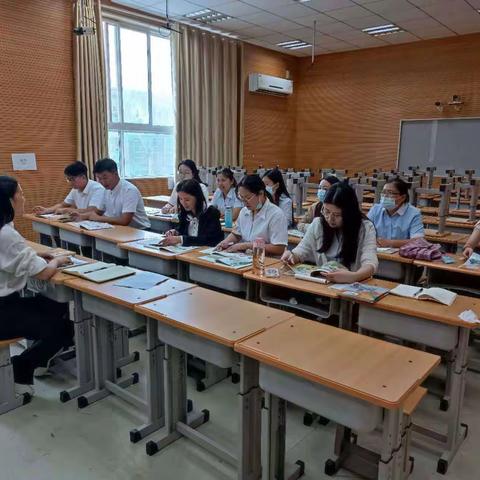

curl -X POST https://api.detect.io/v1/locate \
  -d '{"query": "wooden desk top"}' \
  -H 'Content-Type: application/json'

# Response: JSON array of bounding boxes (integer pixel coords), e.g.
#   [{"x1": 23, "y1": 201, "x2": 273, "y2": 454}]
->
[
  {"x1": 413, "y1": 253, "x2": 480, "y2": 277},
  {"x1": 83, "y1": 226, "x2": 160, "y2": 244},
  {"x1": 135, "y1": 287, "x2": 294, "y2": 347},
  {"x1": 235, "y1": 316, "x2": 439, "y2": 409},
  {"x1": 424, "y1": 229, "x2": 468, "y2": 245},
  {"x1": 0, "y1": 338, "x2": 23, "y2": 348},
  {"x1": 64, "y1": 271, "x2": 195, "y2": 308},
  {"x1": 119, "y1": 240, "x2": 200, "y2": 260},
  {"x1": 377, "y1": 251, "x2": 413, "y2": 264},
  {"x1": 363, "y1": 278, "x2": 480, "y2": 329},
  {"x1": 178, "y1": 249, "x2": 278, "y2": 275},
  {"x1": 422, "y1": 216, "x2": 476, "y2": 230},
  {"x1": 244, "y1": 262, "x2": 339, "y2": 298},
  {"x1": 144, "y1": 195, "x2": 170, "y2": 203}
]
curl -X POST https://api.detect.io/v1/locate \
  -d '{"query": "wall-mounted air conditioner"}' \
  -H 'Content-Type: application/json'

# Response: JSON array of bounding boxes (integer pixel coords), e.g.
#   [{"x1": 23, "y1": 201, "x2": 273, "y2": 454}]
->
[{"x1": 248, "y1": 73, "x2": 293, "y2": 96}]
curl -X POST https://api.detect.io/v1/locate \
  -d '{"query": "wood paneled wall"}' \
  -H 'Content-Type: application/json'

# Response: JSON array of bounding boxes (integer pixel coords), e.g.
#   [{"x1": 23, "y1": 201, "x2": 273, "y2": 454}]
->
[
  {"x1": 294, "y1": 33, "x2": 480, "y2": 173},
  {"x1": 128, "y1": 177, "x2": 170, "y2": 197},
  {"x1": 242, "y1": 44, "x2": 298, "y2": 172},
  {"x1": 0, "y1": 0, "x2": 76, "y2": 240}
]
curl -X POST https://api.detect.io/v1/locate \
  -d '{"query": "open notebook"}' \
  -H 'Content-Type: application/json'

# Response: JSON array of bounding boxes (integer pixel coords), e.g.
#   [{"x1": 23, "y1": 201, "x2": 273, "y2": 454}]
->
[
  {"x1": 199, "y1": 249, "x2": 253, "y2": 269},
  {"x1": 68, "y1": 221, "x2": 114, "y2": 231},
  {"x1": 62, "y1": 262, "x2": 135, "y2": 283},
  {"x1": 390, "y1": 284, "x2": 457, "y2": 306}
]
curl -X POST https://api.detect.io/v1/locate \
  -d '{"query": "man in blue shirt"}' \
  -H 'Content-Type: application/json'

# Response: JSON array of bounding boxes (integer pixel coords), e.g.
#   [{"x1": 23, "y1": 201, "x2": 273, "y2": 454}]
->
[{"x1": 368, "y1": 178, "x2": 424, "y2": 247}]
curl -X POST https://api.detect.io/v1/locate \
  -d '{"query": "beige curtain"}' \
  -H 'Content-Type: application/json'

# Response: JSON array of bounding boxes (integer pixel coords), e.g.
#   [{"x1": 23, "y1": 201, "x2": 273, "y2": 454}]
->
[
  {"x1": 173, "y1": 25, "x2": 243, "y2": 168},
  {"x1": 73, "y1": 0, "x2": 108, "y2": 177}
]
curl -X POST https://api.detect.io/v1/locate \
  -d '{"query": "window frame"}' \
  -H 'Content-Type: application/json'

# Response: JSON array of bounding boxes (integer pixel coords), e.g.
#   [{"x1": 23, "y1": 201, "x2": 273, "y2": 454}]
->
[{"x1": 103, "y1": 18, "x2": 175, "y2": 179}]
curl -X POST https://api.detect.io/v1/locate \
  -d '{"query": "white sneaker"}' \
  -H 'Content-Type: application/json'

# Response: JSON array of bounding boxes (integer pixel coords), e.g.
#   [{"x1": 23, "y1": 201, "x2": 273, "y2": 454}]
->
[
  {"x1": 15, "y1": 383, "x2": 35, "y2": 397},
  {"x1": 34, "y1": 347, "x2": 65, "y2": 377}
]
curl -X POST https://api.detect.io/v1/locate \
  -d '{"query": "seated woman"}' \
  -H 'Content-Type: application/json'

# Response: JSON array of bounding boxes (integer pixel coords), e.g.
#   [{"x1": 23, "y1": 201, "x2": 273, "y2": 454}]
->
[
  {"x1": 211, "y1": 168, "x2": 243, "y2": 221},
  {"x1": 162, "y1": 159, "x2": 209, "y2": 214},
  {"x1": 463, "y1": 220, "x2": 480, "y2": 258},
  {"x1": 297, "y1": 175, "x2": 340, "y2": 232},
  {"x1": 367, "y1": 177, "x2": 424, "y2": 247},
  {"x1": 216, "y1": 175, "x2": 288, "y2": 256},
  {"x1": 162, "y1": 179, "x2": 223, "y2": 247},
  {"x1": 0, "y1": 176, "x2": 74, "y2": 396},
  {"x1": 262, "y1": 168, "x2": 293, "y2": 226},
  {"x1": 282, "y1": 182, "x2": 378, "y2": 283}
]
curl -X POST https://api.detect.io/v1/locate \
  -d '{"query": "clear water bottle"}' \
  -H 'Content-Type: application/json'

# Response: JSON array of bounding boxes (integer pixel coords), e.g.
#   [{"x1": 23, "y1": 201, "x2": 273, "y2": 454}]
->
[
  {"x1": 252, "y1": 237, "x2": 265, "y2": 276},
  {"x1": 224, "y1": 206, "x2": 233, "y2": 228}
]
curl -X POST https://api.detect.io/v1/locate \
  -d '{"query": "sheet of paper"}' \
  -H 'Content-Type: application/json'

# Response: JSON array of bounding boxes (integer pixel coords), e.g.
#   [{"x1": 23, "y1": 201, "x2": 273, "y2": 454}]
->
[
  {"x1": 113, "y1": 271, "x2": 168, "y2": 290},
  {"x1": 12, "y1": 152, "x2": 37, "y2": 171}
]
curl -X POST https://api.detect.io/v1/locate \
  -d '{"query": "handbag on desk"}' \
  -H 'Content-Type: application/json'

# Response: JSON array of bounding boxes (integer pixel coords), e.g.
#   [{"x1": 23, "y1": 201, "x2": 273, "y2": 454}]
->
[{"x1": 399, "y1": 237, "x2": 443, "y2": 261}]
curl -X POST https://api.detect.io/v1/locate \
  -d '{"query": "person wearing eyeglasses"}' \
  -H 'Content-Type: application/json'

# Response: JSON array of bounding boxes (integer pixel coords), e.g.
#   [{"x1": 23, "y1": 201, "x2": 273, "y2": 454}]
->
[
  {"x1": 33, "y1": 161, "x2": 104, "y2": 215},
  {"x1": 282, "y1": 182, "x2": 378, "y2": 283},
  {"x1": 215, "y1": 174, "x2": 288, "y2": 256},
  {"x1": 367, "y1": 177, "x2": 424, "y2": 248}
]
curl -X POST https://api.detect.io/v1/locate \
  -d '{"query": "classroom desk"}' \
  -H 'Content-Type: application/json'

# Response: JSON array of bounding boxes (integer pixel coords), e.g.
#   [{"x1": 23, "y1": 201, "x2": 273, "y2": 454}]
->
[
  {"x1": 178, "y1": 249, "x2": 278, "y2": 294},
  {"x1": 357, "y1": 278, "x2": 479, "y2": 474},
  {"x1": 23, "y1": 213, "x2": 60, "y2": 246},
  {"x1": 420, "y1": 206, "x2": 480, "y2": 218},
  {"x1": 376, "y1": 251, "x2": 416, "y2": 284},
  {"x1": 413, "y1": 254, "x2": 480, "y2": 296},
  {"x1": 85, "y1": 226, "x2": 162, "y2": 260},
  {"x1": 64, "y1": 272, "x2": 195, "y2": 442},
  {"x1": 135, "y1": 287, "x2": 294, "y2": 479},
  {"x1": 235, "y1": 317, "x2": 439, "y2": 480},
  {"x1": 143, "y1": 195, "x2": 170, "y2": 208},
  {"x1": 119, "y1": 239, "x2": 198, "y2": 277},
  {"x1": 243, "y1": 263, "x2": 342, "y2": 321},
  {"x1": 53, "y1": 220, "x2": 95, "y2": 253},
  {"x1": 423, "y1": 215, "x2": 476, "y2": 234},
  {"x1": 145, "y1": 210, "x2": 179, "y2": 233},
  {"x1": 424, "y1": 229, "x2": 468, "y2": 252}
]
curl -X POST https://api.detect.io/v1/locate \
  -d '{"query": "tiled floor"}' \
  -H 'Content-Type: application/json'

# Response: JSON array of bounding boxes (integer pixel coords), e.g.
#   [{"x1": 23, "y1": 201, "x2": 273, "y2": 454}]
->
[{"x1": 1, "y1": 336, "x2": 479, "y2": 480}]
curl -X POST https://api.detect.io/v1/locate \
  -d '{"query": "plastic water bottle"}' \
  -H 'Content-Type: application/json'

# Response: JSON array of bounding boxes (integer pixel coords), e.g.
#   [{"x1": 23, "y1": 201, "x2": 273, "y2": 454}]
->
[
  {"x1": 224, "y1": 206, "x2": 233, "y2": 228},
  {"x1": 253, "y1": 237, "x2": 265, "y2": 276}
]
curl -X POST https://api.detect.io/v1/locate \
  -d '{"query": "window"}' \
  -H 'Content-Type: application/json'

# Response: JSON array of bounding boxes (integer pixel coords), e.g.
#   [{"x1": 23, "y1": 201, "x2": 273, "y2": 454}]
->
[{"x1": 104, "y1": 21, "x2": 175, "y2": 178}]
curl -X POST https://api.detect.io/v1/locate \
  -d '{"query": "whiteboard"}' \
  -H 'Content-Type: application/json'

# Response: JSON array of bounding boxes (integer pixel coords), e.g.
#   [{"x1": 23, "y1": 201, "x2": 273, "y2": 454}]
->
[{"x1": 397, "y1": 118, "x2": 480, "y2": 174}]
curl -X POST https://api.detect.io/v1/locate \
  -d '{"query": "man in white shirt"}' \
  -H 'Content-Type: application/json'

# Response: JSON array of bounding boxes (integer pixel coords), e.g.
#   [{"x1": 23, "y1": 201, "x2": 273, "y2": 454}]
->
[
  {"x1": 33, "y1": 161, "x2": 104, "y2": 215},
  {"x1": 73, "y1": 158, "x2": 150, "y2": 230}
]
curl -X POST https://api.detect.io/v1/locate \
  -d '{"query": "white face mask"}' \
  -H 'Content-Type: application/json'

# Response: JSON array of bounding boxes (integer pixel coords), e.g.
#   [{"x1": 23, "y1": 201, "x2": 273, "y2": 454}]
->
[{"x1": 380, "y1": 195, "x2": 396, "y2": 210}]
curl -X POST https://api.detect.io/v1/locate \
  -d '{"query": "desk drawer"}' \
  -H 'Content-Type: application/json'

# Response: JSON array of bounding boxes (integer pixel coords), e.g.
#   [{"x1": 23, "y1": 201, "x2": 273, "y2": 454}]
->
[
  {"x1": 128, "y1": 251, "x2": 177, "y2": 276},
  {"x1": 189, "y1": 264, "x2": 246, "y2": 293},
  {"x1": 260, "y1": 364, "x2": 382, "y2": 433},
  {"x1": 359, "y1": 306, "x2": 459, "y2": 351}
]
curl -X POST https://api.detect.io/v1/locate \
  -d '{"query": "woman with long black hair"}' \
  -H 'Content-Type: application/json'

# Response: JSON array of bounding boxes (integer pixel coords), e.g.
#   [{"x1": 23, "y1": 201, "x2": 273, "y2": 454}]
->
[{"x1": 0, "y1": 176, "x2": 74, "y2": 396}]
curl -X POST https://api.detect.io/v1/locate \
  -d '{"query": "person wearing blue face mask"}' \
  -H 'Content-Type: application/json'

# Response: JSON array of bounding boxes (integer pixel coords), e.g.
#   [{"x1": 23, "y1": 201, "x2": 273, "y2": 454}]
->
[
  {"x1": 368, "y1": 177, "x2": 424, "y2": 247},
  {"x1": 262, "y1": 169, "x2": 293, "y2": 227},
  {"x1": 297, "y1": 175, "x2": 340, "y2": 232},
  {"x1": 216, "y1": 174, "x2": 288, "y2": 255}
]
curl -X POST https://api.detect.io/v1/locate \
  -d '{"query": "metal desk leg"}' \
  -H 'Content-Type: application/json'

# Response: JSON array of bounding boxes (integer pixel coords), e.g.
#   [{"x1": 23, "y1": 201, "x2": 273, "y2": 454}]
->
[
  {"x1": 130, "y1": 317, "x2": 165, "y2": 443},
  {"x1": 339, "y1": 299, "x2": 353, "y2": 330},
  {"x1": 262, "y1": 393, "x2": 305, "y2": 480},
  {"x1": 115, "y1": 326, "x2": 140, "y2": 373},
  {"x1": 413, "y1": 328, "x2": 470, "y2": 474},
  {"x1": 146, "y1": 345, "x2": 208, "y2": 456},
  {"x1": 378, "y1": 409, "x2": 403, "y2": 480},
  {"x1": 176, "y1": 261, "x2": 188, "y2": 281},
  {"x1": 60, "y1": 291, "x2": 94, "y2": 403},
  {"x1": 246, "y1": 279, "x2": 258, "y2": 302},
  {"x1": 238, "y1": 356, "x2": 262, "y2": 480},
  {"x1": 404, "y1": 264, "x2": 415, "y2": 285}
]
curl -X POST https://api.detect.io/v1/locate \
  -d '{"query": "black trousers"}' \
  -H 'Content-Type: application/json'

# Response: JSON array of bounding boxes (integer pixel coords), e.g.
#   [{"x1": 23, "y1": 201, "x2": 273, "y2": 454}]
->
[{"x1": 0, "y1": 292, "x2": 73, "y2": 384}]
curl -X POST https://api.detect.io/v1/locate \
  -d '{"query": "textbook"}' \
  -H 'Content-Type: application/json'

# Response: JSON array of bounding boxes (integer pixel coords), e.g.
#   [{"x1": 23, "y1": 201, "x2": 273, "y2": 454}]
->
[
  {"x1": 377, "y1": 247, "x2": 399, "y2": 254},
  {"x1": 199, "y1": 253, "x2": 253, "y2": 270},
  {"x1": 390, "y1": 284, "x2": 457, "y2": 306},
  {"x1": 461, "y1": 252, "x2": 480, "y2": 270},
  {"x1": 63, "y1": 262, "x2": 135, "y2": 283},
  {"x1": 68, "y1": 221, "x2": 114, "y2": 231},
  {"x1": 36, "y1": 213, "x2": 72, "y2": 222},
  {"x1": 329, "y1": 283, "x2": 390, "y2": 303},
  {"x1": 288, "y1": 229, "x2": 305, "y2": 238},
  {"x1": 292, "y1": 261, "x2": 344, "y2": 276}
]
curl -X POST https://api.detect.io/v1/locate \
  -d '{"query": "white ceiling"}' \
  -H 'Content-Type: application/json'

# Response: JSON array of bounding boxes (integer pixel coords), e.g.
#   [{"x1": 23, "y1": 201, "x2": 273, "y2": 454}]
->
[{"x1": 113, "y1": 0, "x2": 480, "y2": 56}]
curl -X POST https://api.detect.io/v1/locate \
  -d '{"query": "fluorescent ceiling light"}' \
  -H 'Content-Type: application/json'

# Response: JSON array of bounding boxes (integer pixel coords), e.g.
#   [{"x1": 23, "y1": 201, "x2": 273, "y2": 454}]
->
[
  {"x1": 277, "y1": 39, "x2": 311, "y2": 50},
  {"x1": 185, "y1": 8, "x2": 232, "y2": 24},
  {"x1": 362, "y1": 23, "x2": 402, "y2": 36}
]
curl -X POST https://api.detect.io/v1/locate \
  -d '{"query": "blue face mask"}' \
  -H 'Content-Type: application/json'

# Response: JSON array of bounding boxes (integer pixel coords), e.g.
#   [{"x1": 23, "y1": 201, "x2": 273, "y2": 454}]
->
[
  {"x1": 380, "y1": 195, "x2": 396, "y2": 210},
  {"x1": 317, "y1": 189, "x2": 327, "y2": 202},
  {"x1": 265, "y1": 186, "x2": 274, "y2": 196}
]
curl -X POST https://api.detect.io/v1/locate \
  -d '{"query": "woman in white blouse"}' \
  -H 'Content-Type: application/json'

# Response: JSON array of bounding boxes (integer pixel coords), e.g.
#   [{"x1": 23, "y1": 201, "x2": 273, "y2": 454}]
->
[
  {"x1": 216, "y1": 175, "x2": 288, "y2": 256},
  {"x1": 282, "y1": 182, "x2": 378, "y2": 283},
  {"x1": 162, "y1": 159, "x2": 209, "y2": 214},
  {"x1": 262, "y1": 168, "x2": 293, "y2": 227},
  {"x1": 0, "y1": 176, "x2": 74, "y2": 396},
  {"x1": 211, "y1": 168, "x2": 243, "y2": 221}
]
